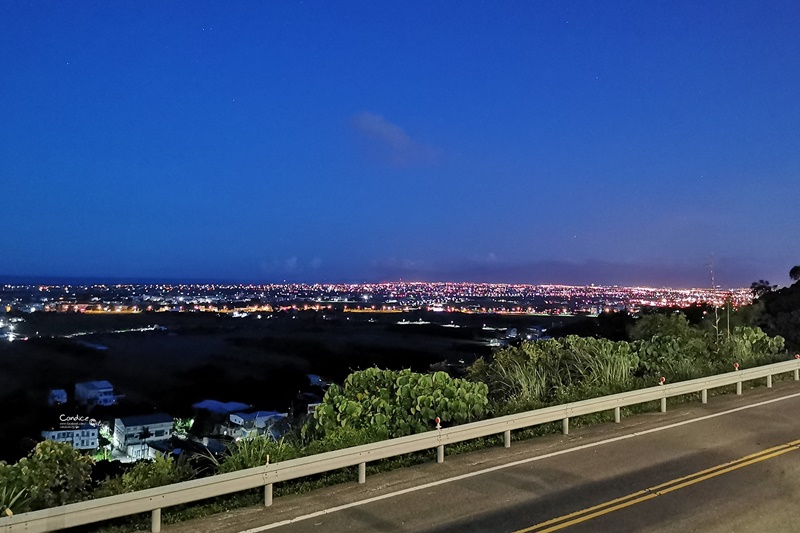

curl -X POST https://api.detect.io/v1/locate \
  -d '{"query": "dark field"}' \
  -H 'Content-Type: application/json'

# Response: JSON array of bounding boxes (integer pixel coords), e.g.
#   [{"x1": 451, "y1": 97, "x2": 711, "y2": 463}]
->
[{"x1": 0, "y1": 309, "x2": 569, "y2": 462}]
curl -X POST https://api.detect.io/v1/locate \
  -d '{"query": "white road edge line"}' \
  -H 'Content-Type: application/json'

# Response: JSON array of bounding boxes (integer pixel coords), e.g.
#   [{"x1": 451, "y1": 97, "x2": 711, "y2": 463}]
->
[{"x1": 240, "y1": 390, "x2": 800, "y2": 532}]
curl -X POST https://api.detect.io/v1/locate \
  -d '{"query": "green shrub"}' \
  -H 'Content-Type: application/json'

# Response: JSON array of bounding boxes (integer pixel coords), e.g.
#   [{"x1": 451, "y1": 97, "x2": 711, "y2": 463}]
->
[
  {"x1": 309, "y1": 368, "x2": 489, "y2": 439},
  {"x1": 472, "y1": 323, "x2": 787, "y2": 414},
  {"x1": 122, "y1": 455, "x2": 194, "y2": 492},
  {"x1": 629, "y1": 313, "x2": 696, "y2": 341},
  {"x1": 715, "y1": 326, "x2": 785, "y2": 371},
  {"x1": 214, "y1": 437, "x2": 300, "y2": 474},
  {"x1": 0, "y1": 440, "x2": 93, "y2": 512},
  {"x1": 473, "y1": 336, "x2": 639, "y2": 409},
  {"x1": 636, "y1": 333, "x2": 711, "y2": 381},
  {"x1": 302, "y1": 426, "x2": 383, "y2": 456}
]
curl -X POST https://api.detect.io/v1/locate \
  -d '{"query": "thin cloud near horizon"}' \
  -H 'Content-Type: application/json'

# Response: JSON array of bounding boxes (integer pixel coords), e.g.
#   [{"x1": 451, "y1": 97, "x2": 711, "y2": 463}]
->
[{"x1": 351, "y1": 112, "x2": 439, "y2": 166}]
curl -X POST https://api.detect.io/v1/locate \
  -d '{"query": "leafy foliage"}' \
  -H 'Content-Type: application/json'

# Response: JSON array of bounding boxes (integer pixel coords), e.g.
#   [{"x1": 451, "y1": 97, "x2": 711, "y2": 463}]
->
[
  {"x1": 0, "y1": 479, "x2": 28, "y2": 517},
  {"x1": 629, "y1": 313, "x2": 696, "y2": 341},
  {"x1": 469, "y1": 336, "x2": 639, "y2": 413},
  {"x1": 472, "y1": 322, "x2": 786, "y2": 414},
  {"x1": 0, "y1": 440, "x2": 92, "y2": 513},
  {"x1": 716, "y1": 326, "x2": 785, "y2": 368},
  {"x1": 310, "y1": 368, "x2": 489, "y2": 439},
  {"x1": 213, "y1": 437, "x2": 299, "y2": 474},
  {"x1": 96, "y1": 454, "x2": 195, "y2": 497},
  {"x1": 302, "y1": 426, "x2": 384, "y2": 455},
  {"x1": 749, "y1": 276, "x2": 800, "y2": 353}
]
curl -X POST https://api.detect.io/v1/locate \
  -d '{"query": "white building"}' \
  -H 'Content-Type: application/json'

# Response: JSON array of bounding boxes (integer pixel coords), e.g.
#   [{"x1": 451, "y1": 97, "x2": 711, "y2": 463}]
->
[
  {"x1": 48, "y1": 389, "x2": 68, "y2": 406},
  {"x1": 75, "y1": 380, "x2": 117, "y2": 407},
  {"x1": 113, "y1": 413, "x2": 173, "y2": 460},
  {"x1": 41, "y1": 424, "x2": 98, "y2": 450},
  {"x1": 228, "y1": 411, "x2": 287, "y2": 439}
]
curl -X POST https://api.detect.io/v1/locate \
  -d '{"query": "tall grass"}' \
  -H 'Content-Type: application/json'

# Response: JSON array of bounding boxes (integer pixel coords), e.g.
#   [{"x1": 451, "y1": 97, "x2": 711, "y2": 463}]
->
[{"x1": 475, "y1": 324, "x2": 786, "y2": 415}]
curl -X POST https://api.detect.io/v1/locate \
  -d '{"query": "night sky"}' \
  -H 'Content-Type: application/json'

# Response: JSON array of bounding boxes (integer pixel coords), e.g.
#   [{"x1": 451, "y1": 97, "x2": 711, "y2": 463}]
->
[{"x1": 2, "y1": 2, "x2": 798, "y2": 287}]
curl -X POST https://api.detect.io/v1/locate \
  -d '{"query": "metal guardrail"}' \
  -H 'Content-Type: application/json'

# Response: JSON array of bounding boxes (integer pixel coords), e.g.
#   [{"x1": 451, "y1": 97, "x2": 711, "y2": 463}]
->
[{"x1": 4, "y1": 358, "x2": 800, "y2": 533}]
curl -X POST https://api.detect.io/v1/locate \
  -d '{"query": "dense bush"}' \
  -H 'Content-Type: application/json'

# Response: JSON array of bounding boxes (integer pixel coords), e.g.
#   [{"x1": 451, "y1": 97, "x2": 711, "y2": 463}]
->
[
  {"x1": 469, "y1": 336, "x2": 640, "y2": 413},
  {"x1": 309, "y1": 368, "x2": 489, "y2": 439},
  {"x1": 95, "y1": 455, "x2": 195, "y2": 497},
  {"x1": 753, "y1": 277, "x2": 800, "y2": 352},
  {"x1": 716, "y1": 326, "x2": 785, "y2": 368},
  {"x1": 471, "y1": 320, "x2": 786, "y2": 414},
  {"x1": 213, "y1": 437, "x2": 299, "y2": 474},
  {"x1": 0, "y1": 440, "x2": 92, "y2": 513},
  {"x1": 629, "y1": 313, "x2": 697, "y2": 341},
  {"x1": 302, "y1": 426, "x2": 385, "y2": 455}
]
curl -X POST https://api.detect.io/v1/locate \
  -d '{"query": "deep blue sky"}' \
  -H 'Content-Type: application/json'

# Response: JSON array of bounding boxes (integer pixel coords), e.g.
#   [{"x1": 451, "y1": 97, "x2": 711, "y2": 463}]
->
[{"x1": 2, "y1": 1, "x2": 798, "y2": 287}]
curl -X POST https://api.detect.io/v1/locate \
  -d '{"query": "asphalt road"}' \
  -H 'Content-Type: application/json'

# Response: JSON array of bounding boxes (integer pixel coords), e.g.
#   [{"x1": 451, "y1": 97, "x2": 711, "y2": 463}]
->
[{"x1": 163, "y1": 381, "x2": 800, "y2": 533}]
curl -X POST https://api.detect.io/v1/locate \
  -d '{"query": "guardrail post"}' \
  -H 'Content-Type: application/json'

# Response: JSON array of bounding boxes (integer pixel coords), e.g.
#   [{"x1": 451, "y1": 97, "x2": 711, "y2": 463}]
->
[
  {"x1": 736, "y1": 380, "x2": 742, "y2": 395},
  {"x1": 614, "y1": 406, "x2": 620, "y2": 423},
  {"x1": 358, "y1": 462, "x2": 366, "y2": 484},
  {"x1": 264, "y1": 483, "x2": 273, "y2": 507},
  {"x1": 767, "y1": 375, "x2": 773, "y2": 388},
  {"x1": 660, "y1": 397, "x2": 667, "y2": 413},
  {"x1": 795, "y1": 369, "x2": 799, "y2": 381},
  {"x1": 504, "y1": 430, "x2": 511, "y2": 448},
  {"x1": 151, "y1": 508, "x2": 161, "y2": 533},
  {"x1": 562, "y1": 417, "x2": 569, "y2": 435},
  {"x1": 437, "y1": 445, "x2": 444, "y2": 463},
  {"x1": 701, "y1": 389, "x2": 707, "y2": 404}
]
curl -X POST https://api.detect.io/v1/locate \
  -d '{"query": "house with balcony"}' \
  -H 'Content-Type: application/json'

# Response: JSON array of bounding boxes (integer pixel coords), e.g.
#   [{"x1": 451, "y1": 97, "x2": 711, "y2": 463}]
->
[
  {"x1": 113, "y1": 413, "x2": 173, "y2": 460},
  {"x1": 228, "y1": 411, "x2": 287, "y2": 439},
  {"x1": 41, "y1": 424, "x2": 98, "y2": 450},
  {"x1": 75, "y1": 380, "x2": 118, "y2": 408},
  {"x1": 192, "y1": 399, "x2": 250, "y2": 436}
]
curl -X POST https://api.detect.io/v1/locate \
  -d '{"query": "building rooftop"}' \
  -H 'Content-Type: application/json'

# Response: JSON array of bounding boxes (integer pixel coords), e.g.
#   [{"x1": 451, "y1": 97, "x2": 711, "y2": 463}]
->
[
  {"x1": 117, "y1": 413, "x2": 173, "y2": 427},
  {"x1": 77, "y1": 380, "x2": 114, "y2": 390},
  {"x1": 231, "y1": 411, "x2": 285, "y2": 422},
  {"x1": 193, "y1": 399, "x2": 250, "y2": 415}
]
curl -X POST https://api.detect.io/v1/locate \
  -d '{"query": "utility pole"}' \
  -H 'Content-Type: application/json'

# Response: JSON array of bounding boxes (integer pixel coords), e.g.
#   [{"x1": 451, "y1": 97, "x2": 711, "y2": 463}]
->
[
  {"x1": 727, "y1": 296, "x2": 731, "y2": 338},
  {"x1": 707, "y1": 257, "x2": 721, "y2": 350}
]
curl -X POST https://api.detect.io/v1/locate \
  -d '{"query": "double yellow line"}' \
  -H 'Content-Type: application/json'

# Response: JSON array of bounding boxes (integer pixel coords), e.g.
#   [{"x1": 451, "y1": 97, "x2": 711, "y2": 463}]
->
[{"x1": 515, "y1": 438, "x2": 800, "y2": 533}]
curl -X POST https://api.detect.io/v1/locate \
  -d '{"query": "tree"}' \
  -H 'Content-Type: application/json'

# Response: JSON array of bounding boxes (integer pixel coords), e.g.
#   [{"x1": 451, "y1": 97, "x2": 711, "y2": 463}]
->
[
  {"x1": 790, "y1": 265, "x2": 800, "y2": 282},
  {"x1": 750, "y1": 280, "x2": 777, "y2": 298},
  {"x1": 629, "y1": 313, "x2": 696, "y2": 341}
]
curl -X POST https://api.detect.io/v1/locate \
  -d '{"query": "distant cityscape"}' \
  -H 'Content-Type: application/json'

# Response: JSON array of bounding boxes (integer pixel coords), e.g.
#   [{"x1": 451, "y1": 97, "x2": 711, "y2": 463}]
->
[{"x1": 1, "y1": 281, "x2": 751, "y2": 337}]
